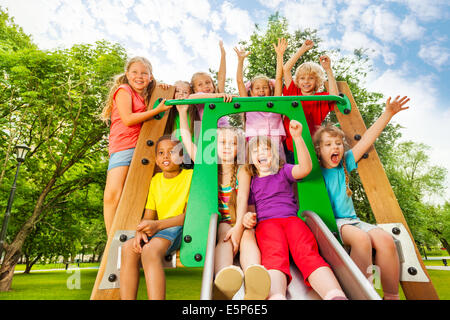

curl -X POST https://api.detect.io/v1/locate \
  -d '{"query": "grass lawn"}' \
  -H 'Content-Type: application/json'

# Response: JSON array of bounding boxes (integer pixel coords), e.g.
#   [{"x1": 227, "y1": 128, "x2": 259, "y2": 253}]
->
[
  {"x1": 0, "y1": 262, "x2": 448, "y2": 300},
  {"x1": 0, "y1": 267, "x2": 203, "y2": 300}
]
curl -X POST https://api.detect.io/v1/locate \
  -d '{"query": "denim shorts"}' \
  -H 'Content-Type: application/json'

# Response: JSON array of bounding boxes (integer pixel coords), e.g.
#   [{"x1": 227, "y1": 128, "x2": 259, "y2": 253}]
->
[
  {"x1": 148, "y1": 226, "x2": 183, "y2": 255},
  {"x1": 108, "y1": 148, "x2": 135, "y2": 171},
  {"x1": 336, "y1": 217, "x2": 379, "y2": 240}
]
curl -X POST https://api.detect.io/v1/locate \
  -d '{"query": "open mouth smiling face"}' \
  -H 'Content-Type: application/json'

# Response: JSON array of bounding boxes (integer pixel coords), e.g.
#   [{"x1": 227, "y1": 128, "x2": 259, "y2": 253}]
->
[
  {"x1": 320, "y1": 132, "x2": 345, "y2": 169},
  {"x1": 251, "y1": 144, "x2": 273, "y2": 174}
]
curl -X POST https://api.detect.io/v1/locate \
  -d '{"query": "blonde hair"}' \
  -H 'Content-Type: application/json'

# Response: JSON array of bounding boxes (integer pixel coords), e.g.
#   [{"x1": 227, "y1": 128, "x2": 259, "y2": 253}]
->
[
  {"x1": 245, "y1": 135, "x2": 285, "y2": 177},
  {"x1": 313, "y1": 124, "x2": 352, "y2": 197},
  {"x1": 100, "y1": 57, "x2": 155, "y2": 123},
  {"x1": 248, "y1": 75, "x2": 274, "y2": 96},
  {"x1": 217, "y1": 127, "x2": 244, "y2": 225},
  {"x1": 294, "y1": 61, "x2": 326, "y2": 92},
  {"x1": 190, "y1": 72, "x2": 218, "y2": 93}
]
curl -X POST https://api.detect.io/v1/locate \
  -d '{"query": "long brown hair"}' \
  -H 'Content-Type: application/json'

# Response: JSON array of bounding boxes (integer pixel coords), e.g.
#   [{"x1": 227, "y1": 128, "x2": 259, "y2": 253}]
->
[
  {"x1": 313, "y1": 124, "x2": 352, "y2": 197},
  {"x1": 100, "y1": 57, "x2": 156, "y2": 123}
]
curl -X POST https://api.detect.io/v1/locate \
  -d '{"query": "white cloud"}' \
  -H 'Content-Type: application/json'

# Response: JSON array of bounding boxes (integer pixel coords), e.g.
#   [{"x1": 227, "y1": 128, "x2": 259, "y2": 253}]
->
[
  {"x1": 367, "y1": 68, "x2": 450, "y2": 200},
  {"x1": 418, "y1": 42, "x2": 450, "y2": 70},
  {"x1": 220, "y1": 1, "x2": 254, "y2": 39},
  {"x1": 360, "y1": 5, "x2": 402, "y2": 42},
  {"x1": 280, "y1": 0, "x2": 338, "y2": 32},
  {"x1": 257, "y1": 0, "x2": 283, "y2": 9},
  {"x1": 390, "y1": 0, "x2": 449, "y2": 22},
  {"x1": 340, "y1": 29, "x2": 397, "y2": 65},
  {"x1": 399, "y1": 15, "x2": 425, "y2": 40}
]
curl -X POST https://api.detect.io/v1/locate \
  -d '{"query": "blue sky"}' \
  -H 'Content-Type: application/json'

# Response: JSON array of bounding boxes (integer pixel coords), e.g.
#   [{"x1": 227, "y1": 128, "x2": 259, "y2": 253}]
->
[{"x1": 1, "y1": 0, "x2": 449, "y2": 201}]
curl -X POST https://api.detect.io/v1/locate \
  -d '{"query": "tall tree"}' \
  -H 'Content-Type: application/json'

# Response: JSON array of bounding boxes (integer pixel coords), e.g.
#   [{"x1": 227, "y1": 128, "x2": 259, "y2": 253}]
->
[{"x1": 0, "y1": 9, "x2": 126, "y2": 289}]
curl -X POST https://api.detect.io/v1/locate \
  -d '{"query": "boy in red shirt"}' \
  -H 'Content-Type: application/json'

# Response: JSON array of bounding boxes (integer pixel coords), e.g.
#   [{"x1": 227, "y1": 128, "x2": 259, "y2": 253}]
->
[{"x1": 282, "y1": 40, "x2": 339, "y2": 163}]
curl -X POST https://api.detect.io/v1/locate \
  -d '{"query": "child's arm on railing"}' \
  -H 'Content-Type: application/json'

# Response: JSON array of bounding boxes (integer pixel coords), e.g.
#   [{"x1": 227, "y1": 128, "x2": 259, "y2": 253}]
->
[{"x1": 177, "y1": 105, "x2": 197, "y2": 163}]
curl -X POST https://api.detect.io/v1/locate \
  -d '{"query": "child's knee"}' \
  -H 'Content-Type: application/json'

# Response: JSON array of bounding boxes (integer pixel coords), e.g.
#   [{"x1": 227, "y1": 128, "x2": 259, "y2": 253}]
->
[
  {"x1": 372, "y1": 229, "x2": 397, "y2": 254},
  {"x1": 142, "y1": 240, "x2": 168, "y2": 261},
  {"x1": 121, "y1": 239, "x2": 138, "y2": 258},
  {"x1": 345, "y1": 228, "x2": 371, "y2": 251},
  {"x1": 103, "y1": 187, "x2": 122, "y2": 204}
]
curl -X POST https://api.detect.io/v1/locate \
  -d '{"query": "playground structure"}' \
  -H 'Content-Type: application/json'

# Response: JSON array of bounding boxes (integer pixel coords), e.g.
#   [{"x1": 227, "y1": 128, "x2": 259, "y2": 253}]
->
[{"x1": 90, "y1": 81, "x2": 439, "y2": 300}]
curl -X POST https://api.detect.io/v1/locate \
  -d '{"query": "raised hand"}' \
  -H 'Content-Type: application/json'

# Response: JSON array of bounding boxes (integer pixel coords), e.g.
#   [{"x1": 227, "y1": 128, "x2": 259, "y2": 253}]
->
[
  {"x1": 234, "y1": 46, "x2": 251, "y2": 61},
  {"x1": 301, "y1": 39, "x2": 314, "y2": 52},
  {"x1": 289, "y1": 119, "x2": 303, "y2": 138},
  {"x1": 385, "y1": 96, "x2": 410, "y2": 116},
  {"x1": 319, "y1": 55, "x2": 332, "y2": 70},
  {"x1": 273, "y1": 38, "x2": 288, "y2": 55},
  {"x1": 219, "y1": 40, "x2": 226, "y2": 55}
]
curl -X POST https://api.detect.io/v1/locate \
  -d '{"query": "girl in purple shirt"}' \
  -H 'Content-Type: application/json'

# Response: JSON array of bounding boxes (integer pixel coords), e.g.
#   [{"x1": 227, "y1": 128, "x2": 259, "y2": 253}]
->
[{"x1": 242, "y1": 119, "x2": 347, "y2": 300}]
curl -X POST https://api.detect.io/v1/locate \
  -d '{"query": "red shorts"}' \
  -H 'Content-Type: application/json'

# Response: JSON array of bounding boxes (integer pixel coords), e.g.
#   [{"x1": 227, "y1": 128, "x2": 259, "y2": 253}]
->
[{"x1": 255, "y1": 216, "x2": 329, "y2": 286}]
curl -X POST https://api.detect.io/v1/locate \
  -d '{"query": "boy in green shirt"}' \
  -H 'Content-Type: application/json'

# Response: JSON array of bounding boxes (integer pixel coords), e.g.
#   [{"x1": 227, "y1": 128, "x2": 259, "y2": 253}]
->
[{"x1": 120, "y1": 135, "x2": 193, "y2": 300}]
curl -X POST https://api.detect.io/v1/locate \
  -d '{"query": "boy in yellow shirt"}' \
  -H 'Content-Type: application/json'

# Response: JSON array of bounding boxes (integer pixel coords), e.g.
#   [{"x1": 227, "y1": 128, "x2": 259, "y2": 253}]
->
[{"x1": 120, "y1": 135, "x2": 193, "y2": 300}]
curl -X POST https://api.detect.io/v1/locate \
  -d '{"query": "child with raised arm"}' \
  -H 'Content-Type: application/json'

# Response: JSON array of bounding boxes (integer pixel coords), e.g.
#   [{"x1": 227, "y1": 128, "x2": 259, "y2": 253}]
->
[
  {"x1": 120, "y1": 135, "x2": 192, "y2": 300},
  {"x1": 243, "y1": 120, "x2": 347, "y2": 300},
  {"x1": 313, "y1": 96, "x2": 410, "y2": 300},
  {"x1": 234, "y1": 38, "x2": 288, "y2": 160},
  {"x1": 189, "y1": 41, "x2": 235, "y2": 128},
  {"x1": 177, "y1": 104, "x2": 271, "y2": 300},
  {"x1": 101, "y1": 57, "x2": 172, "y2": 236},
  {"x1": 282, "y1": 40, "x2": 339, "y2": 163}
]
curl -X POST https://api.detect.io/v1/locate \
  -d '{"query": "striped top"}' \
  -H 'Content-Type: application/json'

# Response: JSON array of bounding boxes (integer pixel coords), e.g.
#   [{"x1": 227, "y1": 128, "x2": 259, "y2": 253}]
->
[{"x1": 218, "y1": 184, "x2": 233, "y2": 223}]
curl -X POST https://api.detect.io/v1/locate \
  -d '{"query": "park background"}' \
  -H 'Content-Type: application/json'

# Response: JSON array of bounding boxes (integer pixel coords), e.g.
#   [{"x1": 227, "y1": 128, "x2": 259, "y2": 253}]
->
[{"x1": 0, "y1": 0, "x2": 449, "y2": 299}]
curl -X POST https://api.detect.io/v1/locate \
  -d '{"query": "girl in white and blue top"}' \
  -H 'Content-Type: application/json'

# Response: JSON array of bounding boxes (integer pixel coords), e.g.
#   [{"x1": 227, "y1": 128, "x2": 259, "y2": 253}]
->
[{"x1": 313, "y1": 95, "x2": 410, "y2": 300}]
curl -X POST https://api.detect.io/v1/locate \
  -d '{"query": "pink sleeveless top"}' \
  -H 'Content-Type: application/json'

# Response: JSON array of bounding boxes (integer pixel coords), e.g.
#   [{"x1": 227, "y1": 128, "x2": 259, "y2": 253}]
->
[
  {"x1": 245, "y1": 112, "x2": 286, "y2": 138},
  {"x1": 108, "y1": 84, "x2": 147, "y2": 156}
]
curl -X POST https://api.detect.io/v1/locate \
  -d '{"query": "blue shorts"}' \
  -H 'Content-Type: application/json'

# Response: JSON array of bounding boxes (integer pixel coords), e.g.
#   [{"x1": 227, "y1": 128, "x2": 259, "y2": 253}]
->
[
  {"x1": 108, "y1": 148, "x2": 135, "y2": 171},
  {"x1": 148, "y1": 226, "x2": 183, "y2": 255}
]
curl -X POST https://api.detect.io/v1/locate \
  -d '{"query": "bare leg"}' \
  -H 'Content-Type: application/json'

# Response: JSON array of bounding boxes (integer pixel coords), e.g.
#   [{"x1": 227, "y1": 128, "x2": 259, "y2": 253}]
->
[
  {"x1": 141, "y1": 237, "x2": 171, "y2": 300},
  {"x1": 369, "y1": 228, "x2": 400, "y2": 299},
  {"x1": 103, "y1": 166, "x2": 129, "y2": 236},
  {"x1": 267, "y1": 269, "x2": 287, "y2": 300},
  {"x1": 119, "y1": 239, "x2": 141, "y2": 300},
  {"x1": 341, "y1": 224, "x2": 373, "y2": 278},
  {"x1": 239, "y1": 229, "x2": 261, "y2": 271},
  {"x1": 307, "y1": 266, "x2": 346, "y2": 300},
  {"x1": 214, "y1": 222, "x2": 234, "y2": 275},
  {"x1": 240, "y1": 229, "x2": 270, "y2": 300}
]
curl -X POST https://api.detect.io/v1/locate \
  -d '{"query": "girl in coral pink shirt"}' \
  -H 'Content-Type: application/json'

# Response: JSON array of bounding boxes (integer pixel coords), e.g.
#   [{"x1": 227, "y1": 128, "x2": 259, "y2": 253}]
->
[{"x1": 100, "y1": 57, "x2": 171, "y2": 236}]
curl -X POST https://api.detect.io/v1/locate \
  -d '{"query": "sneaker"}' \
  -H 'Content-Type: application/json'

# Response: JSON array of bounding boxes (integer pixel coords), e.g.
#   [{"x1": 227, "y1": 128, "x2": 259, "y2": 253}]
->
[
  {"x1": 213, "y1": 265, "x2": 244, "y2": 300},
  {"x1": 244, "y1": 264, "x2": 271, "y2": 300}
]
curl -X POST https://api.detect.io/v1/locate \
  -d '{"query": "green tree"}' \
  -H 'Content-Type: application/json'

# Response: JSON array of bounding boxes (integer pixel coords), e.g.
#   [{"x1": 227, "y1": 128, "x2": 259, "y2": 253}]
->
[
  {"x1": 0, "y1": 10, "x2": 126, "y2": 289},
  {"x1": 385, "y1": 141, "x2": 448, "y2": 253}
]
